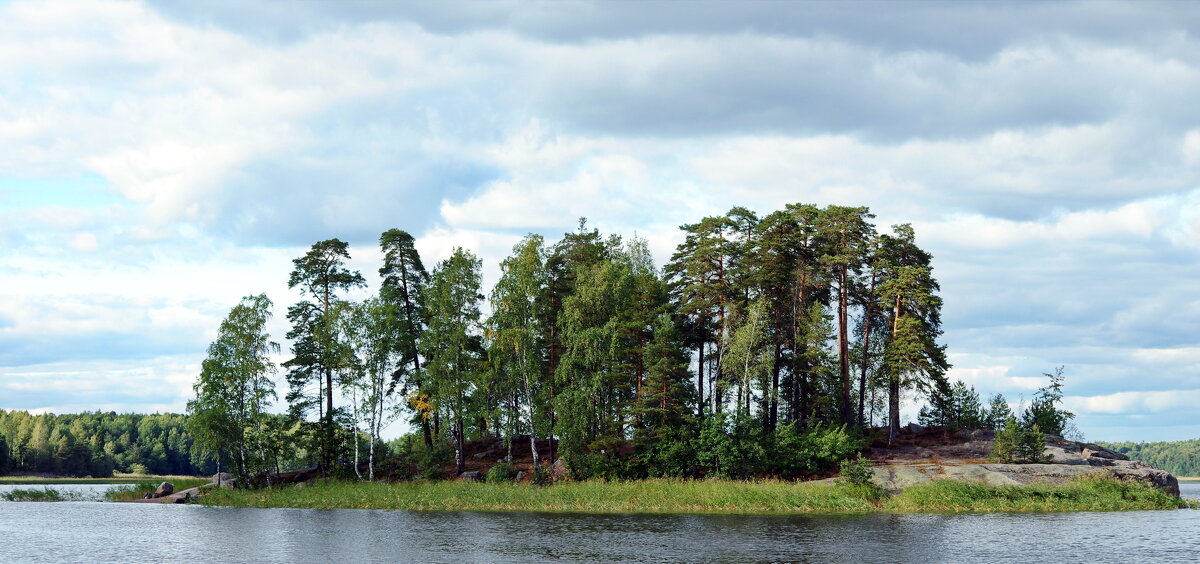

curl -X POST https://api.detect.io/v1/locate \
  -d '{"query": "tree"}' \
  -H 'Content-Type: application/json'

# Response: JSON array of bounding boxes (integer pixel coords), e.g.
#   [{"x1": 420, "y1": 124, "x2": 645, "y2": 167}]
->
[
  {"x1": 378, "y1": 229, "x2": 431, "y2": 446},
  {"x1": 815, "y1": 206, "x2": 876, "y2": 426},
  {"x1": 665, "y1": 215, "x2": 737, "y2": 418},
  {"x1": 991, "y1": 416, "x2": 1049, "y2": 464},
  {"x1": 187, "y1": 294, "x2": 279, "y2": 480},
  {"x1": 918, "y1": 380, "x2": 986, "y2": 430},
  {"x1": 420, "y1": 247, "x2": 484, "y2": 475},
  {"x1": 1023, "y1": 366, "x2": 1077, "y2": 438},
  {"x1": 985, "y1": 394, "x2": 1013, "y2": 430},
  {"x1": 284, "y1": 239, "x2": 365, "y2": 472},
  {"x1": 0, "y1": 433, "x2": 10, "y2": 475},
  {"x1": 878, "y1": 224, "x2": 949, "y2": 444},
  {"x1": 337, "y1": 298, "x2": 406, "y2": 480},
  {"x1": 488, "y1": 234, "x2": 549, "y2": 470}
]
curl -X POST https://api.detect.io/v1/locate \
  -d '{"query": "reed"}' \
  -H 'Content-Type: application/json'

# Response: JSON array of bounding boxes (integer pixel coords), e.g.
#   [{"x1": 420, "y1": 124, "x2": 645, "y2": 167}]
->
[{"x1": 201, "y1": 475, "x2": 1184, "y2": 514}]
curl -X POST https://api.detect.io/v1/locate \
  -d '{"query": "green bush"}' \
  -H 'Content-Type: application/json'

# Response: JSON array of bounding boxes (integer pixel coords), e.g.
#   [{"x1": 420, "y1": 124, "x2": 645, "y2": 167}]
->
[
  {"x1": 991, "y1": 417, "x2": 1052, "y2": 463},
  {"x1": 770, "y1": 423, "x2": 864, "y2": 478},
  {"x1": 632, "y1": 426, "x2": 698, "y2": 479},
  {"x1": 696, "y1": 414, "x2": 767, "y2": 479},
  {"x1": 838, "y1": 454, "x2": 875, "y2": 487},
  {"x1": 388, "y1": 433, "x2": 454, "y2": 480},
  {"x1": 486, "y1": 462, "x2": 515, "y2": 483}
]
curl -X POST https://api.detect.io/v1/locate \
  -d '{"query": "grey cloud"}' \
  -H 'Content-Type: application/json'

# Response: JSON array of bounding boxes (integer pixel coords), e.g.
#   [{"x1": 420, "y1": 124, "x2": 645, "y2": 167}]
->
[{"x1": 151, "y1": 1, "x2": 1200, "y2": 59}]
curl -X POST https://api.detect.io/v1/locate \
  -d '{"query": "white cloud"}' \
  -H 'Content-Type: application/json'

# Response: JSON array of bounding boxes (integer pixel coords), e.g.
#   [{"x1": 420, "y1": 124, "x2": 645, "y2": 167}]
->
[{"x1": 1066, "y1": 389, "x2": 1200, "y2": 415}]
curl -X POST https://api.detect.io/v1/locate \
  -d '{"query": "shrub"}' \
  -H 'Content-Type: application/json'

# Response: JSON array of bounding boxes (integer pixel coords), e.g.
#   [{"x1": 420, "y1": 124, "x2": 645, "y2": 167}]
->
[
  {"x1": 696, "y1": 414, "x2": 768, "y2": 479},
  {"x1": 991, "y1": 417, "x2": 1052, "y2": 463},
  {"x1": 486, "y1": 462, "x2": 515, "y2": 483},
  {"x1": 633, "y1": 426, "x2": 698, "y2": 479},
  {"x1": 770, "y1": 423, "x2": 864, "y2": 478},
  {"x1": 838, "y1": 454, "x2": 875, "y2": 487},
  {"x1": 532, "y1": 463, "x2": 552, "y2": 486}
]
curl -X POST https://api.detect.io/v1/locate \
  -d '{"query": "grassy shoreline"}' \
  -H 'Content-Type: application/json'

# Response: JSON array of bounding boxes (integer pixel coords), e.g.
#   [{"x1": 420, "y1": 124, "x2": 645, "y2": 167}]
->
[{"x1": 200, "y1": 476, "x2": 1189, "y2": 514}]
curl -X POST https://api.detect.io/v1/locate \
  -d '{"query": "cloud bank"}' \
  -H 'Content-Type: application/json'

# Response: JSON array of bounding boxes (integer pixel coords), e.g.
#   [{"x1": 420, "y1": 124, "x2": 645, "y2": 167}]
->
[{"x1": 2, "y1": 0, "x2": 1198, "y2": 441}]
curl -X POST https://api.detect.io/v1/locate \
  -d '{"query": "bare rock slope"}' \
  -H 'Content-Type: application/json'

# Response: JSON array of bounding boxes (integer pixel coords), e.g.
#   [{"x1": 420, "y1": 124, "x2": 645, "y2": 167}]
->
[{"x1": 863, "y1": 426, "x2": 1179, "y2": 496}]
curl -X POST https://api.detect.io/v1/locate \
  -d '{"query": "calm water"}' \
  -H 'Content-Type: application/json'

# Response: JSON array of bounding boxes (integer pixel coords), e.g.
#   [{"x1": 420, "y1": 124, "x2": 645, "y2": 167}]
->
[{"x1": 1, "y1": 483, "x2": 1197, "y2": 563}]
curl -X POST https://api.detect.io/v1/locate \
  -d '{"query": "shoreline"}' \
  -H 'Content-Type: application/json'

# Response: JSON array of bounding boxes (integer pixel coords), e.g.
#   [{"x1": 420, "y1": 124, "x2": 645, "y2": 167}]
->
[{"x1": 198, "y1": 476, "x2": 1189, "y2": 515}]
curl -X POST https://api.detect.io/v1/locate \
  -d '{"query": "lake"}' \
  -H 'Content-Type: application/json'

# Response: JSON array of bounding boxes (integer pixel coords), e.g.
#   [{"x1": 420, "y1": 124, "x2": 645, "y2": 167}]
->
[{"x1": 2, "y1": 483, "x2": 1197, "y2": 563}]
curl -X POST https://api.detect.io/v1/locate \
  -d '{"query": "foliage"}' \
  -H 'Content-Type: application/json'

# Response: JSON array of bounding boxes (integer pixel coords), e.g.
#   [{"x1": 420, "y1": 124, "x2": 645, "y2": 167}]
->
[
  {"x1": 769, "y1": 423, "x2": 864, "y2": 478},
  {"x1": 284, "y1": 238, "x2": 366, "y2": 472},
  {"x1": 187, "y1": 294, "x2": 280, "y2": 481},
  {"x1": 838, "y1": 454, "x2": 875, "y2": 487},
  {"x1": 1022, "y1": 366, "x2": 1078, "y2": 439},
  {"x1": 918, "y1": 381, "x2": 988, "y2": 430},
  {"x1": 0, "y1": 409, "x2": 205, "y2": 477},
  {"x1": 991, "y1": 417, "x2": 1051, "y2": 463},
  {"x1": 386, "y1": 432, "x2": 453, "y2": 481},
  {"x1": 1100, "y1": 438, "x2": 1200, "y2": 478},
  {"x1": 486, "y1": 461, "x2": 515, "y2": 483}
]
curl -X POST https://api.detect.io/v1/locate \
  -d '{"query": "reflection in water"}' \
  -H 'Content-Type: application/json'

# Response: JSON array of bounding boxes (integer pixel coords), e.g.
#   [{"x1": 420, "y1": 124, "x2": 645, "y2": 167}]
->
[{"x1": 1, "y1": 483, "x2": 1197, "y2": 563}]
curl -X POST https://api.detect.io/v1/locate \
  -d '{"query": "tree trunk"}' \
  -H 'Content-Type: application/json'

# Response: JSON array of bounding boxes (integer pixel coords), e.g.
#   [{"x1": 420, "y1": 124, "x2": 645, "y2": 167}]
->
[
  {"x1": 858, "y1": 280, "x2": 876, "y2": 427},
  {"x1": 838, "y1": 266, "x2": 852, "y2": 426},
  {"x1": 697, "y1": 342, "x2": 705, "y2": 420},
  {"x1": 888, "y1": 294, "x2": 902, "y2": 445},
  {"x1": 769, "y1": 343, "x2": 781, "y2": 432}
]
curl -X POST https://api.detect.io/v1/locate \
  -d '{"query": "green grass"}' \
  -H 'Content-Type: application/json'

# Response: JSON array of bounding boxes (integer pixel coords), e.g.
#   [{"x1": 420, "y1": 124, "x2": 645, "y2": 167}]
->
[
  {"x1": 2, "y1": 488, "x2": 84, "y2": 502},
  {"x1": 201, "y1": 475, "x2": 1185, "y2": 514},
  {"x1": 103, "y1": 478, "x2": 211, "y2": 502},
  {"x1": 887, "y1": 474, "x2": 1187, "y2": 513}
]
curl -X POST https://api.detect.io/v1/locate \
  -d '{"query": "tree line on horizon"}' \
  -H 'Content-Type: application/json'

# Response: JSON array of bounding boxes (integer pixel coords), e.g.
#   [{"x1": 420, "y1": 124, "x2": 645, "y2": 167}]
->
[
  {"x1": 187, "y1": 203, "x2": 964, "y2": 481},
  {"x1": 0, "y1": 410, "x2": 205, "y2": 477}
]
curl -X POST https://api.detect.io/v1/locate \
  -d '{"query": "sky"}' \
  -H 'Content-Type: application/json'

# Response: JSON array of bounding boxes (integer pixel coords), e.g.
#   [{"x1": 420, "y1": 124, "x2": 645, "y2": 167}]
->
[{"x1": 2, "y1": 0, "x2": 1199, "y2": 442}]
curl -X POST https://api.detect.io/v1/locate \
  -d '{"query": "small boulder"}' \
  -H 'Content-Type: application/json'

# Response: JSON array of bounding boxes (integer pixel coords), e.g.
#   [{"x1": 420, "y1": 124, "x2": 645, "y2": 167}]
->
[
  {"x1": 153, "y1": 482, "x2": 174, "y2": 498},
  {"x1": 515, "y1": 471, "x2": 527, "y2": 482},
  {"x1": 459, "y1": 471, "x2": 482, "y2": 481},
  {"x1": 550, "y1": 458, "x2": 568, "y2": 481},
  {"x1": 906, "y1": 423, "x2": 925, "y2": 434}
]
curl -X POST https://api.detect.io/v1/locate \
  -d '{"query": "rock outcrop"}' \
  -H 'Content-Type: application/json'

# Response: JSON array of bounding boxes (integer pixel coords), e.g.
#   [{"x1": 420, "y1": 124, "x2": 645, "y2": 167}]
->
[
  {"x1": 861, "y1": 427, "x2": 1180, "y2": 496},
  {"x1": 153, "y1": 482, "x2": 174, "y2": 498}
]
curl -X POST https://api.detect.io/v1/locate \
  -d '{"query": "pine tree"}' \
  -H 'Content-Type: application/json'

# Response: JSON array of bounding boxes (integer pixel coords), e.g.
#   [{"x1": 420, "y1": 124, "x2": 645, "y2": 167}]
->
[{"x1": 284, "y1": 239, "x2": 365, "y2": 472}]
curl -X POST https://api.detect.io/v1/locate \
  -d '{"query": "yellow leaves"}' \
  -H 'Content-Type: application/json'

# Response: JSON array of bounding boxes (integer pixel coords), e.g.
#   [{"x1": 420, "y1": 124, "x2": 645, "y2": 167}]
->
[{"x1": 407, "y1": 392, "x2": 434, "y2": 421}]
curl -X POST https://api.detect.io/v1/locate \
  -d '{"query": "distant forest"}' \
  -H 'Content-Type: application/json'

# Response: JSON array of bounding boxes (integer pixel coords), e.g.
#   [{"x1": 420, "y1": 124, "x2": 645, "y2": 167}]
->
[
  {"x1": 0, "y1": 410, "x2": 207, "y2": 477},
  {"x1": 1100, "y1": 439, "x2": 1200, "y2": 477}
]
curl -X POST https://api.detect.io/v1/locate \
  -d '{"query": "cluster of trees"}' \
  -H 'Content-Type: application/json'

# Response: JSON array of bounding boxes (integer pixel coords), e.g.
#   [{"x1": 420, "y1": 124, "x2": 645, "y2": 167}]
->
[
  {"x1": 1102, "y1": 439, "x2": 1200, "y2": 477},
  {"x1": 0, "y1": 410, "x2": 205, "y2": 477},
  {"x1": 190, "y1": 203, "x2": 955, "y2": 480},
  {"x1": 917, "y1": 368, "x2": 1079, "y2": 440}
]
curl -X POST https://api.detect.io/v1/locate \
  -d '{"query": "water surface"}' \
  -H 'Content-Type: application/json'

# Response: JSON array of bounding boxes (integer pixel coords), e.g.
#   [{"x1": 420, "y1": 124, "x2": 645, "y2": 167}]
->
[{"x1": 2, "y1": 483, "x2": 1196, "y2": 563}]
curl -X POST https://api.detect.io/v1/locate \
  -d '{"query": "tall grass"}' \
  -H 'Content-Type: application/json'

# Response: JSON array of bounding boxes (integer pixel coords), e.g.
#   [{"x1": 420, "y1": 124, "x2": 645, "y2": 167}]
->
[
  {"x1": 887, "y1": 474, "x2": 1186, "y2": 513},
  {"x1": 204, "y1": 479, "x2": 879, "y2": 514},
  {"x1": 2, "y1": 488, "x2": 84, "y2": 502},
  {"x1": 201, "y1": 475, "x2": 1183, "y2": 514}
]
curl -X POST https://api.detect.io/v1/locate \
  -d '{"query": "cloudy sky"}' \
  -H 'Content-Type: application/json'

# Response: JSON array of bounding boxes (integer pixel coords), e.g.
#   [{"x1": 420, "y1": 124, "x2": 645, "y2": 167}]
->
[{"x1": 2, "y1": 0, "x2": 1199, "y2": 442}]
